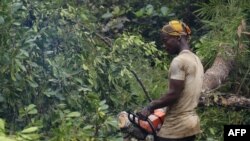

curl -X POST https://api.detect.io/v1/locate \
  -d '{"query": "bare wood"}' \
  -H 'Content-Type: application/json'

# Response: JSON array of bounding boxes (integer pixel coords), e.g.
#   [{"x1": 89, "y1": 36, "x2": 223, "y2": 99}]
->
[
  {"x1": 242, "y1": 32, "x2": 250, "y2": 35},
  {"x1": 202, "y1": 44, "x2": 234, "y2": 93}
]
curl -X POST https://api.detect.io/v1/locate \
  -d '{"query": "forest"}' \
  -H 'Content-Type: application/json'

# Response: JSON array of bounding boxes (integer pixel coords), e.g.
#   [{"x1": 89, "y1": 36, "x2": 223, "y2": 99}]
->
[{"x1": 0, "y1": 0, "x2": 250, "y2": 141}]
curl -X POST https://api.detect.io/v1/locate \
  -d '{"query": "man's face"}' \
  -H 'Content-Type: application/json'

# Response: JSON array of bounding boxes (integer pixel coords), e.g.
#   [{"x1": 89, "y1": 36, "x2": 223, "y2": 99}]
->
[{"x1": 162, "y1": 35, "x2": 180, "y2": 55}]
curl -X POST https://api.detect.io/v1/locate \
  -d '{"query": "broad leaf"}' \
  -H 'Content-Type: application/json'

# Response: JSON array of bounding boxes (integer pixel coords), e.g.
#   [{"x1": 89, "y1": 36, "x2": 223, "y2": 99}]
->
[
  {"x1": 101, "y1": 12, "x2": 113, "y2": 19},
  {"x1": 145, "y1": 4, "x2": 154, "y2": 16},
  {"x1": 66, "y1": 112, "x2": 81, "y2": 118},
  {"x1": 160, "y1": 6, "x2": 168, "y2": 16},
  {"x1": 21, "y1": 127, "x2": 38, "y2": 134}
]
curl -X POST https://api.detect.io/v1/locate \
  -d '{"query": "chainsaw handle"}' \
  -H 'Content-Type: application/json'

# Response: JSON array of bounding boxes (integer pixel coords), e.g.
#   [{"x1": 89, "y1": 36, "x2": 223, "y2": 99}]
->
[
  {"x1": 127, "y1": 112, "x2": 157, "y2": 137},
  {"x1": 136, "y1": 112, "x2": 148, "y2": 121}
]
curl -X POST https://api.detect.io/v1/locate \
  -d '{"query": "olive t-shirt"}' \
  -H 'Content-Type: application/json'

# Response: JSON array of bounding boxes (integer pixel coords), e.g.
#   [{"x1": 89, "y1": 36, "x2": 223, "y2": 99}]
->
[{"x1": 158, "y1": 50, "x2": 204, "y2": 138}]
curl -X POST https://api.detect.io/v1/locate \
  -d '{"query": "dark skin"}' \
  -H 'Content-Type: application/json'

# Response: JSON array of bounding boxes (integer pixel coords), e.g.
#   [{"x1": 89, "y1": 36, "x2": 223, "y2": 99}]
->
[{"x1": 138, "y1": 33, "x2": 190, "y2": 117}]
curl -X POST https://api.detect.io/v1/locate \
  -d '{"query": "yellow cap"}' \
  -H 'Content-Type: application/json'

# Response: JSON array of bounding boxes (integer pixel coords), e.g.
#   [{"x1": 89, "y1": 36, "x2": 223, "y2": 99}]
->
[{"x1": 161, "y1": 20, "x2": 191, "y2": 36}]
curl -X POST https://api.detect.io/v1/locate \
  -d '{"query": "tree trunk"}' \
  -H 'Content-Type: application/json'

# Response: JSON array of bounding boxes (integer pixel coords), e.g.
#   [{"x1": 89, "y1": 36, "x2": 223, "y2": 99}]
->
[
  {"x1": 199, "y1": 21, "x2": 250, "y2": 107},
  {"x1": 202, "y1": 20, "x2": 248, "y2": 94},
  {"x1": 202, "y1": 44, "x2": 234, "y2": 93}
]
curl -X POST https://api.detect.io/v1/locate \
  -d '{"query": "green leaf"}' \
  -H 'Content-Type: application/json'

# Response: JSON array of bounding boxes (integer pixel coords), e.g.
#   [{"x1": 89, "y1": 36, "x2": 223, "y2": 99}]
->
[
  {"x1": 24, "y1": 104, "x2": 38, "y2": 115},
  {"x1": 83, "y1": 125, "x2": 93, "y2": 130},
  {"x1": 80, "y1": 14, "x2": 88, "y2": 21},
  {"x1": 112, "y1": 6, "x2": 120, "y2": 16},
  {"x1": 0, "y1": 16, "x2": 4, "y2": 24},
  {"x1": 21, "y1": 127, "x2": 38, "y2": 134},
  {"x1": 11, "y1": 67, "x2": 16, "y2": 81},
  {"x1": 20, "y1": 49, "x2": 29, "y2": 57},
  {"x1": 98, "y1": 111, "x2": 105, "y2": 118},
  {"x1": 82, "y1": 64, "x2": 89, "y2": 70},
  {"x1": 100, "y1": 104, "x2": 109, "y2": 110},
  {"x1": 0, "y1": 119, "x2": 5, "y2": 135},
  {"x1": 0, "y1": 95, "x2": 4, "y2": 102},
  {"x1": 27, "y1": 80, "x2": 38, "y2": 88},
  {"x1": 206, "y1": 138, "x2": 215, "y2": 141},
  {"x1": 87, "y1": 93, "x2": 99, "y2": 100},
  {"x1": 43, "y1": 90, "x2": 57, "y2": 97},
  {"x1": 160, "y1": 6, "x2": 169, "y2": 16},
  {"x1": 27, "y1": 61, "x2": 38, "y2": 68},
  {"x1": 13, "y1": 22, "x2": 21, "y2": 26},
  {"x1": 11, "y1": 2, "x2": 23, "y2": 13},
  {"x1": 88, "y1": 78, "x2": 94, "y2": 85},
  {"x1": 25, "y1": 104, "x2": 36, "y2": 111},
  {"x1": 106, "y1": 117, "x2": 118, "y2": 128},
  {"x1": 57, "y1": 103, "x2": 67, "y2": 109},
  {"x1": 209, "y1": 127, "x2": 215, "y2": 135},
  {"x1": 135, "y1": 8, "x2": 144, "y2": 17},
  {"x1": 66, "y1": 112, "x2": 81, "y2": 118},
  {"x1": 20, "y1": 133, "x2": 39, "y2": 140},
  {"x1": 15, "y1": 59, "x2": 26, "y2": 72},
  {"x1": 99, "y1": 100, "x2": 106, "y2": 106},
  {"x1": 145, "y1": 4, "x2": 154, "y2": 16},
  {"x1": 78, "y1": 87, "x2": 92, "y2": 92},
  {"x1": 28, "y1": 109, "x2": 38, "y2": 115},
  {"x1": 0, "y1": 137, "x2": 15, "y2": 141},
  {"x1": 74, "y1": 78, "x2": 83, "y2": 85},
  {"x1": 19, "y1": 134, "x2": 32, "y2": 140},
  {"x1": 101, "y1": 12, "x2": 113, "y2": 19},
  {"x1": 168, "y1": 13, "x2": 175, "y2": 17},
  {"x1": 46, "y1": 59, "x2": 52, "y2": 66}
]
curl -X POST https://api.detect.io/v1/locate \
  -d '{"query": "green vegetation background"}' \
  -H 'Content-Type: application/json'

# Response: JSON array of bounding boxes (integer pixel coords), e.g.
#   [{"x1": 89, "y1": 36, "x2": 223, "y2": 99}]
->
[{"x1": 0, "y1": 0, "x2": 249, "y2": 140}]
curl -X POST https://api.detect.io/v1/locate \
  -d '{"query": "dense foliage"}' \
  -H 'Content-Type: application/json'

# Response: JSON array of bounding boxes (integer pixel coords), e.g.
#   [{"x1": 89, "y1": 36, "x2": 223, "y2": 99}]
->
[{"x1": 0, "y1": 0, "x2": 249, "y2": 141}]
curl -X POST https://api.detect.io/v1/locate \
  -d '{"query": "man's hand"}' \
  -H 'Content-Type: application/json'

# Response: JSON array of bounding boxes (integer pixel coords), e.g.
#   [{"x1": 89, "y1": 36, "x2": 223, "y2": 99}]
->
[{"x1": 136, "y1": 105, "x2": 153, "y2": 120}]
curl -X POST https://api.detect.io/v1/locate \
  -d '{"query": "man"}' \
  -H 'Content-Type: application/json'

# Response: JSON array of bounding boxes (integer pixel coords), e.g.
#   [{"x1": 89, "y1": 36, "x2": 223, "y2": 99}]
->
[{"x1": 139, "y1": 20, "x2": 204, "y2": 141}]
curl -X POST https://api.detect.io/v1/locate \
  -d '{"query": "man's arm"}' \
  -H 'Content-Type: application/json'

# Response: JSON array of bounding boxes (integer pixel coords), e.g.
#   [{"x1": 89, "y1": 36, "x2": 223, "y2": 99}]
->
[
  {"x1": 149, "y1": 79, "x2": 184, "y2": 110},
  {"x1": 138, "y1": 79, "x2": 184, "y2": 117}
]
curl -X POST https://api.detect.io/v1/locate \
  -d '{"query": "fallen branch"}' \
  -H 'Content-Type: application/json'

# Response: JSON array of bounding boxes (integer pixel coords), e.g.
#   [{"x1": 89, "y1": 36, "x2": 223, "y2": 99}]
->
[
  {"x1": 242, "y1": 31, "x2": 250, "y2": 35},
  {"x1": 199, "y1": 93, "x2": 250, "y2": 108}
]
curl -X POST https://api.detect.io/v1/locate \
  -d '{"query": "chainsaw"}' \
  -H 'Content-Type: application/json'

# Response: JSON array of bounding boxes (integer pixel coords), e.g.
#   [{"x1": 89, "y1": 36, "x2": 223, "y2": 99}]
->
[{"x1": 118, "y1": 108, "x2": 165, "y2": 140}]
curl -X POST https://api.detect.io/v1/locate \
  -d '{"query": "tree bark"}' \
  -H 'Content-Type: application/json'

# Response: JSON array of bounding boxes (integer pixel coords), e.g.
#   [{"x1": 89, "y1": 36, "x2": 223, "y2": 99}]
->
[{"x1": 202, "y1": 44, "x2": 234, "y2": 93}]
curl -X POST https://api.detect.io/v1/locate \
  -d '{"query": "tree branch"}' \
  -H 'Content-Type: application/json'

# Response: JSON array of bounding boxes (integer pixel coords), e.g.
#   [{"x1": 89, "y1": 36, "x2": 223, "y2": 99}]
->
[
  {"x1": 199, "y1": 93, "x2": 250, "y2": 108},
  {"x1": 242, "y1": 31, "x2": 250, "y2": 35},
  {"x1": 95, "y1": 32, "x2": 113, "y2": 47},
  {"x1": 129, "y1": 70, "x2": 152, "y2": 102},
  {"x1": 72, "y1": 20, "x2": 113, "y2": 48}
]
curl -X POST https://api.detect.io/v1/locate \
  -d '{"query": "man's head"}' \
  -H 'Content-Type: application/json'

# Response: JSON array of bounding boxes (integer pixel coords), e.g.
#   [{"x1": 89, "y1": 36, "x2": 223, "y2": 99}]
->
[{"x1": 160, "y1": 20, "x2": 191, "y2": 54}]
